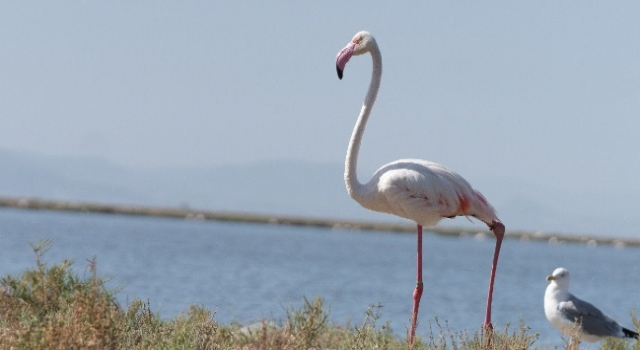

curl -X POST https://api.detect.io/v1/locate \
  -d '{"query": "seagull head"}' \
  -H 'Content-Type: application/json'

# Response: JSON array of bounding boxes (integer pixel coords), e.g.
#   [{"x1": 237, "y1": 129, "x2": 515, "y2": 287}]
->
[{"x1": 546, "y1": 267, "x2": 570, "y2": 289}]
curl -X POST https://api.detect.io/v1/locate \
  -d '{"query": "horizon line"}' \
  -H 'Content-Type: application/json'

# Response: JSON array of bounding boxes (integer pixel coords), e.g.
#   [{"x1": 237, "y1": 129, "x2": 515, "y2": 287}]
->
[{"x1": 1, "y1": 196, "x2": 638, "y2": 248}]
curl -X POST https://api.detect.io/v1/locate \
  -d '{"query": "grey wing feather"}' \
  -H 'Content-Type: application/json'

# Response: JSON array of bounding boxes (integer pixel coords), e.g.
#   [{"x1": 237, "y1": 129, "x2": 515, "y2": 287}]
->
[{"x1": 558, "y1": 294, "x2": 622, "y2": 337}]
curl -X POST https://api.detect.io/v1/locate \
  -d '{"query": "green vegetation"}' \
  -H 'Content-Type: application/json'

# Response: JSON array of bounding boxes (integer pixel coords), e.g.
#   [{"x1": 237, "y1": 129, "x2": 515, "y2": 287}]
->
[{"x1": 0, "y1": 240, "x2": 638, "y2": 349}]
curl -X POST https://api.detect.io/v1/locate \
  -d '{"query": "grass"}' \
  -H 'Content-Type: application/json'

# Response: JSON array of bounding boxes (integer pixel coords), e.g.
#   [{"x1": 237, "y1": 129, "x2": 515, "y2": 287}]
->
[{"x1": 0, "y1": 240, "x2": 638, "y2": 350}]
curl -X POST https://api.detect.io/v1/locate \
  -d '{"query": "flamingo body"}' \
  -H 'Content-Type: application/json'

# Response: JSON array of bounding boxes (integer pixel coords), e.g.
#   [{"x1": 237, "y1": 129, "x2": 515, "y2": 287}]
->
[{"x1": 357, "y1": 159, "x2": 498, "y2": 226}]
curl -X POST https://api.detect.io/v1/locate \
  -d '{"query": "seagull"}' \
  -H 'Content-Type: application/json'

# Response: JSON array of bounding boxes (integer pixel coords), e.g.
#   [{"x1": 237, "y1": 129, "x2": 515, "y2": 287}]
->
[{"x1": 544, "y1": 267, "x2": 639, "y2": 343}]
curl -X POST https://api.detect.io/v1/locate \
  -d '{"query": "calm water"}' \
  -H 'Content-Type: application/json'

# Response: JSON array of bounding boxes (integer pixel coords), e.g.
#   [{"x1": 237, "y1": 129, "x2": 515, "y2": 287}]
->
[{"x1": 1, "y1": 208, "x2": 638, "y2": 347}]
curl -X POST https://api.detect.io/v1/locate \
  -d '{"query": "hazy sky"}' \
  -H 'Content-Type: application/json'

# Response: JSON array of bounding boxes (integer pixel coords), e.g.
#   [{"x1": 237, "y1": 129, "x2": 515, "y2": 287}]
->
[{"x1": 2, "y1": 2, "x2": 639, "y2": 196}]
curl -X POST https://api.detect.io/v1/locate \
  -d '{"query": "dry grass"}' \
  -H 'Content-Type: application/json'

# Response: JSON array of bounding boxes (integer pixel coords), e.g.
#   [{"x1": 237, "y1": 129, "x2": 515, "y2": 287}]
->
[
  {"x1": 556, "y1": 317, "x2": 640, "y2": 350},
  {"x1": 0, "y1": 240, "x2": 638, "y2": 350}
]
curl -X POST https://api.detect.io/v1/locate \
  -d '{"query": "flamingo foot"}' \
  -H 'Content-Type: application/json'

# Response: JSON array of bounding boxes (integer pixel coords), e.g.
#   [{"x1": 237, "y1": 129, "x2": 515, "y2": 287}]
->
[
  {"x1": 409, "y1": 224, "x2": 424, "y2": 346},
  {"x1": 484, "y1": 323, "x2": 495, "y2": 347},
  {"x1": 410, "y1": 281, "x2": 423, "y2": 345}
]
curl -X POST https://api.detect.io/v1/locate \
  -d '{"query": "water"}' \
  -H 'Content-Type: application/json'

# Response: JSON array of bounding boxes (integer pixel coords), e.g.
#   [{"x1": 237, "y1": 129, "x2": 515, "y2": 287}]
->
[{"x1": 1, "y1": 208, "x2": 638, "y2": 347}]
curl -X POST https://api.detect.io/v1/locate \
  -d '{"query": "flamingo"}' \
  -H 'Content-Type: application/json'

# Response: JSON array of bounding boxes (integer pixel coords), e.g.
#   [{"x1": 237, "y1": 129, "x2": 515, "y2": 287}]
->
[{"x1": 335, "y1": 31, "x2": 505, "y2": 345}]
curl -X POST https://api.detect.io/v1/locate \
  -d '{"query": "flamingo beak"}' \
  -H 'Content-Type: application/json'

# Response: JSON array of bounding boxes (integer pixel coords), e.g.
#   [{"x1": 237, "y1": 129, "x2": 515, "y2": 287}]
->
[{"x1": 336, "y1": 42, "x2": 355, "y2": 80}]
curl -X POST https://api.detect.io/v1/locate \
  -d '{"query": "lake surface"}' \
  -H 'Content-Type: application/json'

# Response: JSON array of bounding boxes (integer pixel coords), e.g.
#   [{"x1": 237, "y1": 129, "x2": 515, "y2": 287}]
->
[{"x1": 1, "y1": 208, "x2": 638, "y2": 348}]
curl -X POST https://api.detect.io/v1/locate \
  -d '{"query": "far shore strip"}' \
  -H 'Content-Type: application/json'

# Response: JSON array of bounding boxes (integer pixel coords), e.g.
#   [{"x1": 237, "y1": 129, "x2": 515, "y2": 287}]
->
[{"x1": 0, "y1": 196, "x2": 638, "y2": 248}]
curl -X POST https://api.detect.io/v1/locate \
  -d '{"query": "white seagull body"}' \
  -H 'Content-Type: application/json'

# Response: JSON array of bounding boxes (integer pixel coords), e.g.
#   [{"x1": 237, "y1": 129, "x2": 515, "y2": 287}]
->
[{"x1": 544, "y1": 267, "x2": 639, "y2": 343}]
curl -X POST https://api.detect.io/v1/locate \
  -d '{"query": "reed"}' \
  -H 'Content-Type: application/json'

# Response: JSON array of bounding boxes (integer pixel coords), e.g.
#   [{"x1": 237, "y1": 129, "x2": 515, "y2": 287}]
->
[{"x1": 0, "y1": 241, "x2": 637, "y2": 350}]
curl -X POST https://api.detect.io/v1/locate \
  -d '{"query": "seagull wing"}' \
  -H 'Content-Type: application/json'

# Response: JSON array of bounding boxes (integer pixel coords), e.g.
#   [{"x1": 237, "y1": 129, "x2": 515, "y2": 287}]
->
[{"x1": 557, "y1": 294, "x2": 622, "y2": 338}]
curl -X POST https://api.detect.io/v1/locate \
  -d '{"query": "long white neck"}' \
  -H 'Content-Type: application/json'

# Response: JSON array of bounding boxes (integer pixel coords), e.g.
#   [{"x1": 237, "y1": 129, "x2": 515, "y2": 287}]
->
[{"x1": 344, "y1": 43, "x2": 382, "y2": 202}]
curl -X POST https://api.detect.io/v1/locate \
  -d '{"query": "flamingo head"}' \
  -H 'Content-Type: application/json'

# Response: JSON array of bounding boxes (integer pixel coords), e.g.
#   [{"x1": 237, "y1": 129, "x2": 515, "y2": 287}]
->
[{"x1": 336, "y1": 31, "x2": 376, "y2": 80}]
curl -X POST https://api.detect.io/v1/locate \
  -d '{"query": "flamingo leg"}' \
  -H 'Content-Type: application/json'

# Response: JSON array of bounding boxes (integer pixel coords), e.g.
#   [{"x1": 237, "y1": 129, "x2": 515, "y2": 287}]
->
[
  {"x1": 483, "y1": 220, "x2": 505, "y2": 330},
  {"x1": 409, "y1": 224, "x2": 424, "y2": 345}
]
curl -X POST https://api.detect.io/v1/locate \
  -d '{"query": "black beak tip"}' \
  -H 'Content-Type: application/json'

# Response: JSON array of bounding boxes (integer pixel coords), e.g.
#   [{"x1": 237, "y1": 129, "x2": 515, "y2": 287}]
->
[{"x1": 336, "y1": 65, "x2": 343, "y2": 80}]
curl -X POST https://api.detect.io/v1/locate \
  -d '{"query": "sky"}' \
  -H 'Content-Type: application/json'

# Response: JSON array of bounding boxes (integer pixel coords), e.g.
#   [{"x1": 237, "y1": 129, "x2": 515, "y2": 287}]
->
[{"x1": 1, "y1": 2, "x2": 639, "y2": 221}]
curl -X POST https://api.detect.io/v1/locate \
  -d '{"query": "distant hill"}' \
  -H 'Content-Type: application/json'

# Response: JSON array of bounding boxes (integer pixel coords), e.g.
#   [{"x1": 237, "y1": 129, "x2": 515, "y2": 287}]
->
[
  {"x1": 1, "y1": 148, "x2": 638, "y2": 237},
  {"x1": 0, "y1": 148, "x2": 367, "y2": 219}
]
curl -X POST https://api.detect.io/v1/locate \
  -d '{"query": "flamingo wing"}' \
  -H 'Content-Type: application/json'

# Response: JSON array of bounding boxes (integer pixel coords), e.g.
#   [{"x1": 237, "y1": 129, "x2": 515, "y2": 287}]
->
[{"x1": 370, "y1": 159, "x2": 498, "y2": 226}]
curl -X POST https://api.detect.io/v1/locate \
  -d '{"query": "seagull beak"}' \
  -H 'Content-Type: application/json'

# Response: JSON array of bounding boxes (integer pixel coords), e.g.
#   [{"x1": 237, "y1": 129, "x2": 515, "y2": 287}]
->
[{"x1": 546, "y1": 275, "x2": 555, "y2": 281}]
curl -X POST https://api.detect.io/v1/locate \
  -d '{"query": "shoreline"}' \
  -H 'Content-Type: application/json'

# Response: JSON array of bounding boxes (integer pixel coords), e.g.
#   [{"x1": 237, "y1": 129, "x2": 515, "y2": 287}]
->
[{"x1": 1, "y1": 195, "x2": 638, "y2": 248}]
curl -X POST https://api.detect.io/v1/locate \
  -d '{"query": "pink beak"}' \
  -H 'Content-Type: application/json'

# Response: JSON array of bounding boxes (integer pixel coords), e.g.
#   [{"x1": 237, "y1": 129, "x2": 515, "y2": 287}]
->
[{"x1": 336, "y1": 42, "x2": 355, "y2": 80}]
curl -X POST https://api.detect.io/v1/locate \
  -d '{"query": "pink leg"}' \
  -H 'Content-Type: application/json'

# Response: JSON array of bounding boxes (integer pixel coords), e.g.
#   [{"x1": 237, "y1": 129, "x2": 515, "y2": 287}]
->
[
  {"x1": 483, "y1": 220, "x2": 505, "y2": 330},
  {"x1": 409, "y1": 224, "x2": 423, "y2": 345}
]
